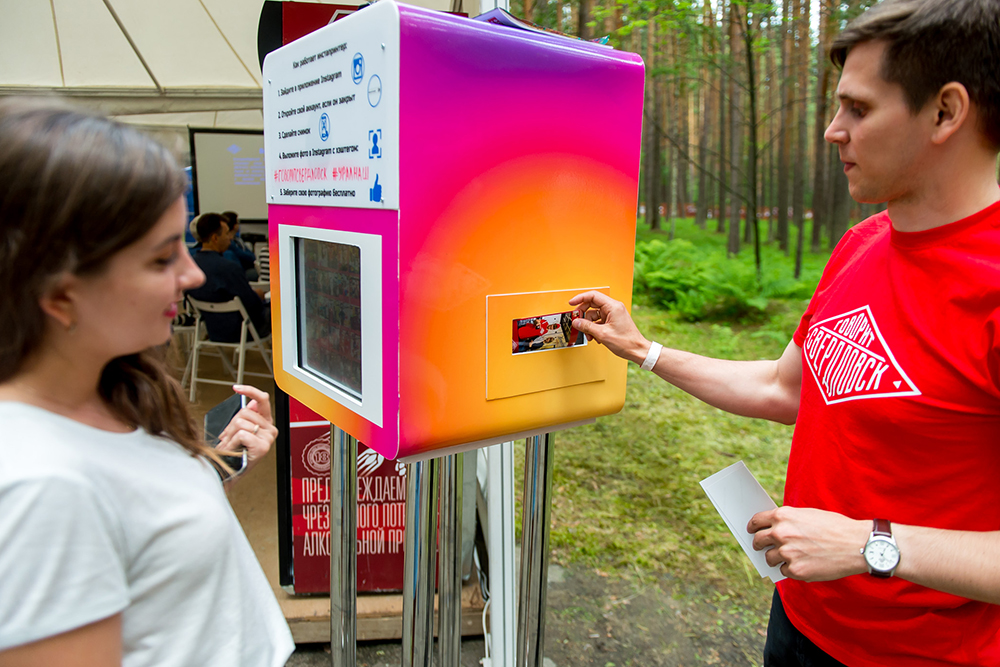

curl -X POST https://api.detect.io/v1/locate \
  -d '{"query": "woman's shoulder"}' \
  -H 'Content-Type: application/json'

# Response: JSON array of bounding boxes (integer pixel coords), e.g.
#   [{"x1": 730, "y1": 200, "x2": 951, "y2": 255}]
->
[{"x1": 0, "y1": 402, "x2": 201, "y2": 485}]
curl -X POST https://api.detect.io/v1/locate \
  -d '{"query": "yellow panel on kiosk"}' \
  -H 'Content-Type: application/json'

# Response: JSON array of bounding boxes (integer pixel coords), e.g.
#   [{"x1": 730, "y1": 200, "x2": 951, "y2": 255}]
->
[{"x1": 263, "y1": 1, "x2": 644, "y2": 460}]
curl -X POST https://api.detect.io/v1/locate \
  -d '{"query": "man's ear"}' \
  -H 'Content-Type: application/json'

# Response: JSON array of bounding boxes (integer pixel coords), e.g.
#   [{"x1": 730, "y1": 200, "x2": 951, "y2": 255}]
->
[
  {"x1": 38, "y1": 272, "x2": 78, "y2": 331},
  {"x1": 931, "y1": 81, "x2": 971, "y2": 145}
]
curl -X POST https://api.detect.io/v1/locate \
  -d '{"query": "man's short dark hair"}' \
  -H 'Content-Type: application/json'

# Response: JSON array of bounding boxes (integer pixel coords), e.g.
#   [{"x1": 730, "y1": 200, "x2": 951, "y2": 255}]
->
[
  {"x1": 195, "y1": 212, "x2": 227, "y2": 242},
  {"x1": 830, "y1": 0, "x2": 1000, "y2": 149},
  {"x1": 221, "y1": 210, "x2": 239, "y2": 226}
]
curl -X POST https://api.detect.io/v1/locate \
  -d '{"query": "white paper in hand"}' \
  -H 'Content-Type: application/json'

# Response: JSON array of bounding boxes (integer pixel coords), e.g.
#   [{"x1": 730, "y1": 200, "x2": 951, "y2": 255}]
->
[{"x1": 700, "y1": 461, "x2": 785, "y2": 583}]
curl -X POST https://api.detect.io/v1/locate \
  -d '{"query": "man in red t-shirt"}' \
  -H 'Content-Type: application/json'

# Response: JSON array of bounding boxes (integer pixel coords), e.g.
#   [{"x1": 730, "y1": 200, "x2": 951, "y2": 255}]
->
[{"x1": 571, "y1": 1, "x2": 1000, "y2": 664}]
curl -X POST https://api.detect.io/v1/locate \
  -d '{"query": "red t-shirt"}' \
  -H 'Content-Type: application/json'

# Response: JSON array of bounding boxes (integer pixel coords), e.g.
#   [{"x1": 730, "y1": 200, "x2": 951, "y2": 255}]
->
[{"x1": 782, "y1": 201, "x2": 1000, "y2": 666}]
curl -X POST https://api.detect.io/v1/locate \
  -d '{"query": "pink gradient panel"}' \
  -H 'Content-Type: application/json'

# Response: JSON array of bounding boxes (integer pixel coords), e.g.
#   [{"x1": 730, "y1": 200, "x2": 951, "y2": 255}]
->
[{"x1": 269, "y1": 205, "x2": 400, "y2": 457}]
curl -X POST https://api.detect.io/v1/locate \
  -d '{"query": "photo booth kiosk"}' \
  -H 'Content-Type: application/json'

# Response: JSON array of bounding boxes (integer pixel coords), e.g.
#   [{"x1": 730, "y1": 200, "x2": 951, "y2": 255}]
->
[{"x1": 262, "y1": 2, "x2": 644, "y2": 664}]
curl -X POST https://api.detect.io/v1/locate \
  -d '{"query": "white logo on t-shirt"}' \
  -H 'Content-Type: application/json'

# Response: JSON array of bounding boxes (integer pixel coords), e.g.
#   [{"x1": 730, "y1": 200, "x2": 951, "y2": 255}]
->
[{"x1": 802, "y1": 305, "x2": 920, "y2": 404}]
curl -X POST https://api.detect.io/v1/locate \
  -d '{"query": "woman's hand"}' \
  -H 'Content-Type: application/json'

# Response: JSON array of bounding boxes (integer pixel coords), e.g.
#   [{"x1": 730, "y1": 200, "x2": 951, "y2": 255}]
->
[{"x1": 216, "y1": 384, "x2": 278, "y2": 480}]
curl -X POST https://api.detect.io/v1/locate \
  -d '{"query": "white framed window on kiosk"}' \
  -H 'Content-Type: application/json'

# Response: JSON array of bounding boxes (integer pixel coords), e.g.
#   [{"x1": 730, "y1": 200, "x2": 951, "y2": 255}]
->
[{"x1": 277, "y1": 225, "x2": 383, "y2": 427}]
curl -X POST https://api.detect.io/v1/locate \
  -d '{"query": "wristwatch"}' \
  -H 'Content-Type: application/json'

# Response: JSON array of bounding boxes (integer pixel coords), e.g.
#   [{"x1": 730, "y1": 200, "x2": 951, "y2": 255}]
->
[{"x1": 861, "y1": 518, "x2": 900, "y2": 578}]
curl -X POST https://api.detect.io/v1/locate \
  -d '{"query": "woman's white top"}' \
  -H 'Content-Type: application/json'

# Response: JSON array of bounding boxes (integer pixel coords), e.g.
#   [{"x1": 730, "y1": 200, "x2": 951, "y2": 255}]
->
[{"x1": 0, "y1": 402, "x2": 294, "y2": 666}]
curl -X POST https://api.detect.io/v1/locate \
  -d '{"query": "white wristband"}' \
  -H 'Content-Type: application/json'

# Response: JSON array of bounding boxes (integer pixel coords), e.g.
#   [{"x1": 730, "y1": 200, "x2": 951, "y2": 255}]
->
[{"x1": 640, "y1": 341, "x2": 662, "y2": 371}]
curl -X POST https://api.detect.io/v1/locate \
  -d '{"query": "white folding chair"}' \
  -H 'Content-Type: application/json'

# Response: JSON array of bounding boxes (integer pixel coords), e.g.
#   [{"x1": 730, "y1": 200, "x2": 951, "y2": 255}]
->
[
  {"x1": 187, "y1": 296, "x2": 273, "y2": 402},
  {"x1": 250, "y1": 242, "x2": 270, "y2": 291},
  {"x1": 170, "y1": 296, "x2": 199, "y2": 388}
]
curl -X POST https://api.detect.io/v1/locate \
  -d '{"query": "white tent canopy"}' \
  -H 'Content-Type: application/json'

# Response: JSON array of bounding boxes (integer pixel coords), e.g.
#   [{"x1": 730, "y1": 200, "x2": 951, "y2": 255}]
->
[
  {"x1": 1, "y1": 0, "x2": 272, "y2": 120},
  {"x1": 0, "y1": 0, "x2": 474, "y2": 129}
]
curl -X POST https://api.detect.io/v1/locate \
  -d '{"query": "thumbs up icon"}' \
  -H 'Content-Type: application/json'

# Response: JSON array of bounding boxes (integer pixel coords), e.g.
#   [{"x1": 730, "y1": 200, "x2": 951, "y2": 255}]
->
[{"x1": 369, "y1": 174, "x2": 382, "y2": 203}]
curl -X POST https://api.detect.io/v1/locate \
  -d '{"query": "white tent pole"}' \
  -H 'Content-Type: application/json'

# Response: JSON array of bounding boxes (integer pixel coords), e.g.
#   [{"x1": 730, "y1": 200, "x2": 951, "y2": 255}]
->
[
  {"x1": 47, "y1": 0, "x2": 66, "y2": 86},
  {"x1": 101, "y1": 0, "x2": 164, "y2": 93},
  {"x1": 196, "y1": 0, "x2": 262, "y2": 86}
]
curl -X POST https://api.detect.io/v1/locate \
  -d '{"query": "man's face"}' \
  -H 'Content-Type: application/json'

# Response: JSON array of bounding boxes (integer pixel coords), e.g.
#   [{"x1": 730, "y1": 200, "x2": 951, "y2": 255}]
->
[
  {"x1": 208, "y1": 222, "x2": 231, "y2": 251},
  {"x1": 824, "y1": 40, "x2": 935, "y2": 205}
]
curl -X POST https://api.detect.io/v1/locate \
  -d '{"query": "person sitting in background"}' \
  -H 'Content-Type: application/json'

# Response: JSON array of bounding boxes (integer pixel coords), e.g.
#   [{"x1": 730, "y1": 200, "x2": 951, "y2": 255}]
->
[
  {"x1": 221, "y1": 210, "x2": 259, "y2": 281},
  {"x1": 188, "y1": 213, "x2": 270, "y2": 342}
]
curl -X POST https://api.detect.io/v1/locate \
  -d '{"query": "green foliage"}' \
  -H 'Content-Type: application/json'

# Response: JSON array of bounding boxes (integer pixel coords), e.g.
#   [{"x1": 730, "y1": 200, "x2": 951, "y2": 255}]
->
[{"x1": 632, "y1": 217, "x2": 829, "y2": 322}]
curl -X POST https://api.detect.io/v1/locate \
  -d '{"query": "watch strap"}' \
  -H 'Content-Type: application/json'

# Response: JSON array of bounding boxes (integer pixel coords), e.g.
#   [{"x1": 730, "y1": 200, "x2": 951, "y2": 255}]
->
[{"x1": 872, "y1": 518, "x2": 892, "y2": 538}]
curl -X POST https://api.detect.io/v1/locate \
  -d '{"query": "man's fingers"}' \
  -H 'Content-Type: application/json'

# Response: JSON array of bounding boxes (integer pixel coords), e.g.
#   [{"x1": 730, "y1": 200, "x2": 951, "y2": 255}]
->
[
  {"x1": 571, "y1": 317, "x2": 592, "y2": 334},
  {"x1": 751, "y1": 527, "x2": 774, "y2": 552},
  {"x1": 569, "y1": 290, "x2": 615, "y2": 310},
  {"x1": 747, "y1": 509, "x2": 777, "y2": 534},
  {"x1": 765, "y1": 547, "x2": 786, "y2": 568},
  {"x1": 572, "y1": 317, "x2": 603, "y2": 341}
]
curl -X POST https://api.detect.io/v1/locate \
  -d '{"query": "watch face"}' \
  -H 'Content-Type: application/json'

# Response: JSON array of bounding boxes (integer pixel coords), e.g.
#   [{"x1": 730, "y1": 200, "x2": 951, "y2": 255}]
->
[{"x1": 865, "y1": 538, "x2": 900, "y2": 572}]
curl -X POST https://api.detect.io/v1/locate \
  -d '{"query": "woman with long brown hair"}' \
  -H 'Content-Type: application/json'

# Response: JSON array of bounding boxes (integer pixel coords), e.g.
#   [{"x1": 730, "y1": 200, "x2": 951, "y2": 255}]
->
[{"x1": 0, "y1": 99, "x2": 293, "y2": 666}]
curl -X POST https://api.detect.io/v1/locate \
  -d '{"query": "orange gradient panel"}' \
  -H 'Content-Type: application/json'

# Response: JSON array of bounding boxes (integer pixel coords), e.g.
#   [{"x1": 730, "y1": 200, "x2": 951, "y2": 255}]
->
[{"x1": 397, "y1": 154, "x2": 636, "y2": 456}]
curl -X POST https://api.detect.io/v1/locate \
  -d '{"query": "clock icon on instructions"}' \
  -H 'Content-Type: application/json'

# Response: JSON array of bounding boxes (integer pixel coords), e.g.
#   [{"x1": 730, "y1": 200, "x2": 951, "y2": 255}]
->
[{"x1": 367, "y1": 75, "x2": 382, "y2": 108}]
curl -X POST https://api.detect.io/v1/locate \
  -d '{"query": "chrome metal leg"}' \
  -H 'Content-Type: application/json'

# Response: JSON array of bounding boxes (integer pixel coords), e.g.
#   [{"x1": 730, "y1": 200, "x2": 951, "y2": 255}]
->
[
  {"x1": 438, "y1": 453, "x2": 464, "y2": 667},
  {"x1": 487, "y1": 443, "x2": 517, "y2": 667},
  {"x1": 402, "y1": 459, "x2": 439, "y2": 667},
  {"x1": 330, "y1": 426, "x2": 357, "y2": 667},
  {"x1": 516, "y1": 433, "x2": 554, "y2": 667}
]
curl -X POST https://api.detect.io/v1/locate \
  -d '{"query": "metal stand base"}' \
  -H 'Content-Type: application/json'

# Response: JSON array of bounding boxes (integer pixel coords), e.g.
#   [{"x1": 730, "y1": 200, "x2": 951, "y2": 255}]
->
[
  {"x1": 439, "y1": 453, "x2": 464, "y2": 667},
  {"x1": 402, "y1": 458, "x2": 439, "y2": 667},
  {"x1": 330, "y1": 426, "x2": 357, "y2": 667},
  {"x1": 516, "y1": 433, "x2": 554, "y2": 667}
]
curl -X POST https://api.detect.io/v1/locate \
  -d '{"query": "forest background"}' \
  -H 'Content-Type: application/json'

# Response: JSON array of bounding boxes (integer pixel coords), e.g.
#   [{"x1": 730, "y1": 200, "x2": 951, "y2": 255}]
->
[{"x1": 510, "y1": 0, "x2": 883, "y2": 272}]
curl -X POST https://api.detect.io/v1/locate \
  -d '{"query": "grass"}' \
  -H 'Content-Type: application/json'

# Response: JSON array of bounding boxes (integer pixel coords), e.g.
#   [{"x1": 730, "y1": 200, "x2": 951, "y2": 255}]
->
[{"x1": 514, "y1": 215, "x2": 837, "y2": 620}]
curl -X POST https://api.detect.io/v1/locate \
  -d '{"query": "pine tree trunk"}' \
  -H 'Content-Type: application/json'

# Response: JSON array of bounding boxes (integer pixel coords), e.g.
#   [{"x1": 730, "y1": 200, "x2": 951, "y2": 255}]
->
[
  {"x1": 731, "y1": 6, "x2": 761, "y2": 274},
  {"x1": 766, "y1": 35, "x2": 777, "y2": 241},
  {"x1": 793, "y1": 0, "x2": 809, "y2": 279},
  {"x1": 645, "y1": 96, "x2": 661, "y2": 231},
  {"x1": 695, "y1": 79, "x2": 711, "y2": 228},
  {"x1": 578, "y1": 0, "x2": 592, "y2": 39},
  {"x1": 829, "y1": 154, "x2": 850, "y2": 247},
  {"x1": 727, "y1": 2, "x2": 741, "y2": 255},
  {"x1": 810, "y1": 0, "x2": 835, "y2": 252},
  {"x1": 677, "y1": 86, "x2": 690, "y2": 219},
  {"x1": 717, "y1": 45, "x2": 728, "y2": 234},
  {"x1": 777, "y1": 0, "x2": 791, "y2": 252}
]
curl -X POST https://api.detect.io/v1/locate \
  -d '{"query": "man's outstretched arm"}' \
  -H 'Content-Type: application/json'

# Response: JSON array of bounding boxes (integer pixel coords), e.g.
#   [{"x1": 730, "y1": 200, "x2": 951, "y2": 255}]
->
[{"x1": 569, "y1": 290, "x2": 802, "y2": 425}]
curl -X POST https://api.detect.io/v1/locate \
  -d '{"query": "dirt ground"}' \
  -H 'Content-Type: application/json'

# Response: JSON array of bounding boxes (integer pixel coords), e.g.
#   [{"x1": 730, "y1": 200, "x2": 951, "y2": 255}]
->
[{"x1": 287, "y1": 563, "x2": 769, "y2": 667}]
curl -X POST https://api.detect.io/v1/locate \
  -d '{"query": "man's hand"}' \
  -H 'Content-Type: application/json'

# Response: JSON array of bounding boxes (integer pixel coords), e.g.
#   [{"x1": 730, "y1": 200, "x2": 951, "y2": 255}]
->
[
  {"x1": 748, "y1": 507, "x2": 870, "y2": 581},
  {"x1": 216, "y1": 384, "x2": 278, "y2": 480},
  {"x1": 569, "y1": 291, "x2": 650, "y2": 364}
]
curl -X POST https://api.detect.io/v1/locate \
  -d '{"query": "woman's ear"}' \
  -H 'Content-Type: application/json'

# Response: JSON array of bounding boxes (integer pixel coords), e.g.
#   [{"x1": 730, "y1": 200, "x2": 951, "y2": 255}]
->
[
  {"x1": 38, "y1": 272, "x2": 79, "y2": 332},
  {"x1": 931, "y1": 81, "x2": 971, "y2": 145}
]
